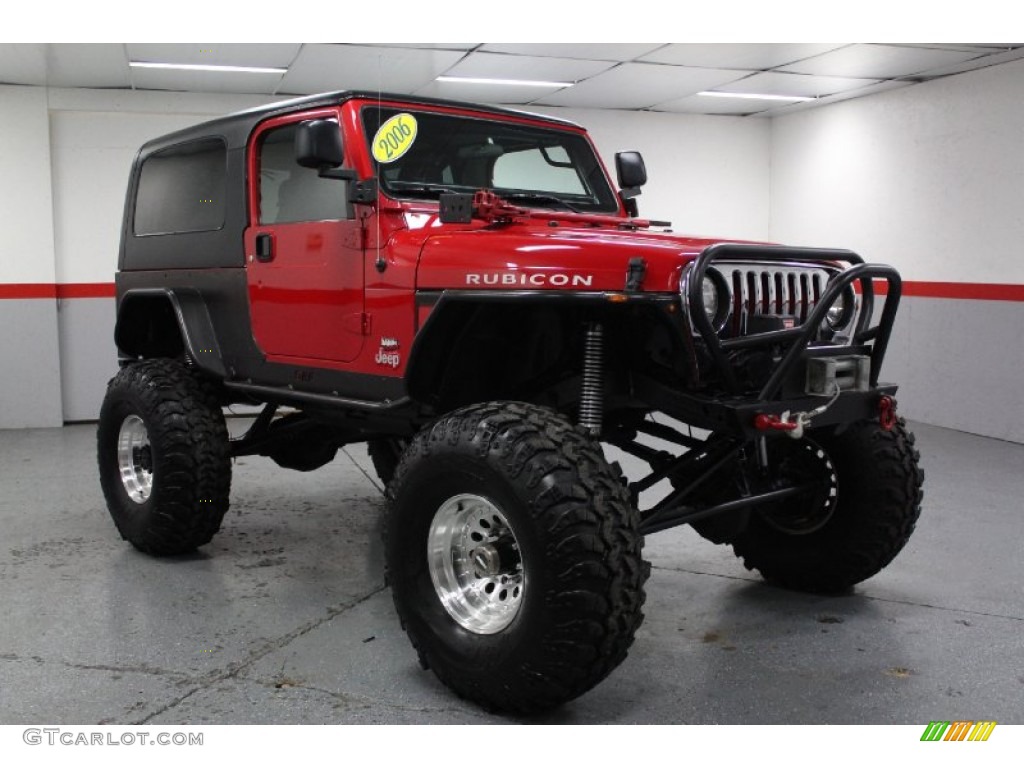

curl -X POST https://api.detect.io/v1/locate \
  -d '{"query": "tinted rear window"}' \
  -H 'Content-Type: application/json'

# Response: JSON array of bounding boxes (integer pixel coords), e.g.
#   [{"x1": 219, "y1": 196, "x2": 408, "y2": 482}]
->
[{"x1": 134, "y1": 138, "x2": 227, "y2": 236}]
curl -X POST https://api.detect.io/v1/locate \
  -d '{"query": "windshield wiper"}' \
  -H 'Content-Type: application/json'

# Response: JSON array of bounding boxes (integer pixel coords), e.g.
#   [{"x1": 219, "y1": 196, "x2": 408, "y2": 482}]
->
[
  {"x1": 500, "y1": 193, "x2": 582, "y2": 213},
  {"x1": 389, "y1": 185, "x2": 584, "y2": 213},
  {"x1": 387, "y1": 183, "x2": 465, "y2": 199}
]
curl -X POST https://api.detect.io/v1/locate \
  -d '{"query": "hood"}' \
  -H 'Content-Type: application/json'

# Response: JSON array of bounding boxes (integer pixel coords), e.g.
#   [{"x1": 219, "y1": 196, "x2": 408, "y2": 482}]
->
[{"x1": 415, "y1": 222, "x2": 736, "y2": 293}]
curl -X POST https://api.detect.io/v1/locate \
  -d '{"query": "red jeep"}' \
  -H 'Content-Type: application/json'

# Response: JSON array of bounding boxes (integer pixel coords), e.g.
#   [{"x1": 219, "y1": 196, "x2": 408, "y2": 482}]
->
[{"x1": 98, "y1": 91, "x2": 924, "y2": 713}]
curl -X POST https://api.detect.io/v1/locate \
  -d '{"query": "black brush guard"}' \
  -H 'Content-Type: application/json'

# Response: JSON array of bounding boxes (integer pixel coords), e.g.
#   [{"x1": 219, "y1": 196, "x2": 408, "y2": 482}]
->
[
  {"x1": 626, "y1": 243, "x2": 903, "y2": 535},
  {"x1": 633, "y1": 242, "x2": 902, "y2": 437}
]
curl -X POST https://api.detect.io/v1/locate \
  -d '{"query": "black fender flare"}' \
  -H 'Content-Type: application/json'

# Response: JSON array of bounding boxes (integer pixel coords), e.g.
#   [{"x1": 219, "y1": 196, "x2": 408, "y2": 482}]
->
[
  {"x1": 404, "y1": 289, "x2": 681, "y2": 405},
  {"x1": 115, "y1": 288, "x2": 226, "y2": 378}
]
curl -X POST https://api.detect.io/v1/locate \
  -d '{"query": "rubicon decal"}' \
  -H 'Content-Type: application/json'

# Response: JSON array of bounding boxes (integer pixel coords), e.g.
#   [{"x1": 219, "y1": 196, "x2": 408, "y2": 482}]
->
[
  {"x1": 375, "y1": 337, "x2": 401, "y2": 369},
  {"x1": 466, "y1": 273, "x2": 594, "y2": 287}
]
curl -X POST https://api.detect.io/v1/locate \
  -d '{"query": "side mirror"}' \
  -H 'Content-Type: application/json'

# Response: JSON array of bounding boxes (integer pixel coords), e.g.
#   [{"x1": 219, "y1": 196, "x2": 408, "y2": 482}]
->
[
  {"x1": 615, "y1": 150, "x2": 647, "y2": 192},
  {"x1": 615, "y1": 150, "x2": 647, "y2": 217},
  {"x1": 295, "y1": 120, "x2": 343, "y2": 169}
]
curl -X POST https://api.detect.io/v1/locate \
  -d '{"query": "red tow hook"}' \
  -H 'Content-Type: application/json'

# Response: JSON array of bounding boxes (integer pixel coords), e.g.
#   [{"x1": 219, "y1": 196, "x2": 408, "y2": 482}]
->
[
  {"x1": 753, "y1": 413, "x2": 799, "y2": 433},
  {"x1": 879, "y1": 395, "x2": 897, "y2": 431}
]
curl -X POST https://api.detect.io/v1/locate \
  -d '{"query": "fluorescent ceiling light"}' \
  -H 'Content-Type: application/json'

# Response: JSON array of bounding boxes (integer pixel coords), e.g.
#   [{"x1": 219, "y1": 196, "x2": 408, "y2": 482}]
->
[
  {"x1": 698, "y1": 91, "x2": 815, "y2": 103},
  {"x1": 130, "y1": 62, "x2": 287, "y2": 74},
  {"x1": 436, "y1": 76, "x2": 573, "y2": 88}
]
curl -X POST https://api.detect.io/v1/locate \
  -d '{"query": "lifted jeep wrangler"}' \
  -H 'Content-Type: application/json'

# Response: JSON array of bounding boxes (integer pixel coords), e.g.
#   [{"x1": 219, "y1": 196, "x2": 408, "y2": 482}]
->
[{"x1": 98, "y1": 91, "x2": 924, "y2": 713}]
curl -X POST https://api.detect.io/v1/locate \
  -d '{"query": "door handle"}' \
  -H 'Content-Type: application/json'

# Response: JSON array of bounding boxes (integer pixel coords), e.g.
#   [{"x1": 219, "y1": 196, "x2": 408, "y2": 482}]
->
[{"x1": 255, "y1": 233, "x2": 274, "y2": 262}]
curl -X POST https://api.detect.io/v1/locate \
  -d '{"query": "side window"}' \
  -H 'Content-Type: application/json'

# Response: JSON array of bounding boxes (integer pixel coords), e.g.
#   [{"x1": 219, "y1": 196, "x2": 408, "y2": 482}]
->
[
  {"x1": 259, "y1": 122, "x2": 347, "y2": 224},
  {"x1": 493, "y1": 145, "x2": 587, "y2": 195},
  {"x1": 134, "y1": 138, "x2": 226, "y2": 236}
]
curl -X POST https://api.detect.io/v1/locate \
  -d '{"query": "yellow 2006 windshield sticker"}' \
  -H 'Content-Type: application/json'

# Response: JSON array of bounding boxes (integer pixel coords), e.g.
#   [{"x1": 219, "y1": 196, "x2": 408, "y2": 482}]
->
[{"x1": 372, "y1": 113, "x2": 418, "y2": 164}]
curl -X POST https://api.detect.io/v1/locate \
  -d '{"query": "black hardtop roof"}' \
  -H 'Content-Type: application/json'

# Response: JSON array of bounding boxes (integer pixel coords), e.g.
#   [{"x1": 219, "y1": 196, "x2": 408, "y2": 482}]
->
[{"x1": 138, "y1": 90, "x2": 582, "y2": 155}]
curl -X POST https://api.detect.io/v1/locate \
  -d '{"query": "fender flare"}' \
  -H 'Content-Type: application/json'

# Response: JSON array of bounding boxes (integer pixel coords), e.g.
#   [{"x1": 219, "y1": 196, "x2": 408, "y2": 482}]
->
[{"x1": 115, "y1": 288, "x2": 227, "y2": 378}]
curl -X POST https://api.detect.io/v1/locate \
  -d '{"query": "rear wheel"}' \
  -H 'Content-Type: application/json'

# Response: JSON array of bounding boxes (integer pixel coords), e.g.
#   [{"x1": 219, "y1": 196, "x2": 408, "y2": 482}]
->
[
  {"x1": 731, "y1": 418, "x2": 924, "y2": 593},
  {"x1": 97, "y1": 359, "x2": 231, "y2": 556},
  {"x1": 385, "y1": 402, "x2": 648, "y2": 713}
]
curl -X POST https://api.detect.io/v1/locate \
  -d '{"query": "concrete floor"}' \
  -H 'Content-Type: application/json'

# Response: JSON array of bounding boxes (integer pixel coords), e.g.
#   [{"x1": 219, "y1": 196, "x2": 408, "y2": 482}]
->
[{"x1": 0, "y1": 419, "x2": 1021, "y2": 725}]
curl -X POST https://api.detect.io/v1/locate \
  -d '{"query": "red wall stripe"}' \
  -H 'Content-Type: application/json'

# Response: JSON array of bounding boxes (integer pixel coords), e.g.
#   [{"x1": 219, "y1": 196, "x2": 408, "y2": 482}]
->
[
  {"x1": 0, "y1": 283, "x2": 58, "y2": 299},
  {"x1": 885, "y1": 280, "x2": 1024, "y2": 302},
  {"x1": 55, "y1": 283, "x2": 117, "y2": 299},
  {"x1": 1, "y1": 281, "x2": 1023, "y2": 302},
  {"x1": 0, "y1": 283, "x2": 114, "y2": 299},
  {"x1": 770, "y1": 279, "x2": 1024, "y2": 303}
]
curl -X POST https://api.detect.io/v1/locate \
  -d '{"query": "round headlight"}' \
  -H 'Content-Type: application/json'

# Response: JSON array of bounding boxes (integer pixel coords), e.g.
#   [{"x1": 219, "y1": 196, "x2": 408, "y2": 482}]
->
[
  {"x1": 702, "y1": 276, "x2": 719, "y2": 321},
  {"x1": 826, "y1": 294, "x2": 845, "y2": 327},
  {"x1": 684, "y1": 266, "x2": 730, "y2": 332},
  {"x1": 824, "y1": 286, "x2": 855, "y2": 330}
]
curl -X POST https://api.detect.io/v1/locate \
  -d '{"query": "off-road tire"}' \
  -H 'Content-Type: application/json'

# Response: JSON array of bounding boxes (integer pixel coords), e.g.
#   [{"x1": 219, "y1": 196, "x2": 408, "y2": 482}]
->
[
  {"x1": 97, "y1": 358, "x2": 231, "y2": 556},
  {"x1": 367, "y1": 438, "x2": 406, "y2": 487},
  {"x1": 732, "y1": 417, "x2": 924, "y2": 593},
  {"x1": 384, "y1": 401, "x2": 648, "y2": 713}
]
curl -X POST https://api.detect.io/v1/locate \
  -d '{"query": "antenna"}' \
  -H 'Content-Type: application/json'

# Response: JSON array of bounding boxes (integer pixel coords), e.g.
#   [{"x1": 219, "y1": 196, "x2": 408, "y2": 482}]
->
[{"x1": 374, "y1": 56, "x2": 386, "y2": 274}]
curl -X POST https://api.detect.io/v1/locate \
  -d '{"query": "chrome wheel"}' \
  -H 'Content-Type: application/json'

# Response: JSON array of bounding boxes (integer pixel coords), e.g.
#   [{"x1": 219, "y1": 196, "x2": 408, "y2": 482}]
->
[
  {"x1": 426, "y1": 494, "x2": 525, "y2": 634},
  {"x1": 117, "y1": 415, "x2": 153, "y2": 503}
]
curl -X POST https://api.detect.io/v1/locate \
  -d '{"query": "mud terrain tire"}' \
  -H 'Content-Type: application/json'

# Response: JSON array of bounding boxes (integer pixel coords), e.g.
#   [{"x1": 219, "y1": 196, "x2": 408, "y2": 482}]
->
[
  {"x1": 97, "y1": 359, "x2": 231, "y2": 556},
  {"x1": 732, "y1": 418, "x2": 923, "y2": 593},
  {"x1": 384, "y1": 401, "x2": 648, "y2": 713}
]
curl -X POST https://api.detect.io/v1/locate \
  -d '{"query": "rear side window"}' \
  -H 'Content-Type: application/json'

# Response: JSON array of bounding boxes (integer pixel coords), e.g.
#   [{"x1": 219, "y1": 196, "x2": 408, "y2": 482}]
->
[{"x1": 134, "y1": 138, "x2": 227, "y2": 236}]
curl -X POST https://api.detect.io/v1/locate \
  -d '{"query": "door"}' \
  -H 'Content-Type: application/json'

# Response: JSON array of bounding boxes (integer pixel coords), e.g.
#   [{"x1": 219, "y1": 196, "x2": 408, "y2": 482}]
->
[{"x1": 244, "y1": 110, "x2": 365, "y2": 364}]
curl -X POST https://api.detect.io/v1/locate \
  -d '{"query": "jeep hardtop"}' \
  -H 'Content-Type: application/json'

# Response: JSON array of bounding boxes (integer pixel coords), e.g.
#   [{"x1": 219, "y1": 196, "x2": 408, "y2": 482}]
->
[{"x1": 98, "y1": 90, "x2": 924, "y2": 713}]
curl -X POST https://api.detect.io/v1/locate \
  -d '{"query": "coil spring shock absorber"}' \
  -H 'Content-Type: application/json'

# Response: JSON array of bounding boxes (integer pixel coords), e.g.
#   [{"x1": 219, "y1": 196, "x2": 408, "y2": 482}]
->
[{"x1": 579, "y1": 322, "x2": 604, "y2": 436}]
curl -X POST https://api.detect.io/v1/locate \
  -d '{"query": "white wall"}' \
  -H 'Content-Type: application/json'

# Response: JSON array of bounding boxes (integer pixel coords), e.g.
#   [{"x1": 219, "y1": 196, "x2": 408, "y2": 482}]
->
[
  {"x1": 771, "y1": 59, "x2": 1024, "y2": 442},
  {"x1": 771, "y1": 58, "x2": 1024, "y2": 284},
  {"x1": 0, "y1": 86, "x2": 62, "y2": 427}
]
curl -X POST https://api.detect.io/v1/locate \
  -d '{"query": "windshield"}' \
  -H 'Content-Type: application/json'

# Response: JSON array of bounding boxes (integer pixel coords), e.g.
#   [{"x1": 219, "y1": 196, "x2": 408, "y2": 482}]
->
[{"x1": 362, "y1": 106, "x2": 620, "y2": 214}]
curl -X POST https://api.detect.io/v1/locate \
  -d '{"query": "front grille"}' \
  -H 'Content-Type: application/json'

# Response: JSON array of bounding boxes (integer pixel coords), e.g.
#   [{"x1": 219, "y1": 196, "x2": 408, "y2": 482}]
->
[{"x1": 718, "y1": 262, "x2": 833, "y2": 327}]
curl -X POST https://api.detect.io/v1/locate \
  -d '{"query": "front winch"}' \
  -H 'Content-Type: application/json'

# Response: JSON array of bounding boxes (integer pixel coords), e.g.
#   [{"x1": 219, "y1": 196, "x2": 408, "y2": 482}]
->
[{"x1": 806, "y1": 355, "x2": 870, "y2": 396}]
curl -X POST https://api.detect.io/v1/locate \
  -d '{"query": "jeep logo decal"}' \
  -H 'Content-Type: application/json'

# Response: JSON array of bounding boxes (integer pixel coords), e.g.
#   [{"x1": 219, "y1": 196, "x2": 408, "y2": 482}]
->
[
  {"x1": 466, "y1": 273, "x2": 594, "y2": 287},
  {"x1": 375, "y1": 337, "x2": 401, "y2": 369}
]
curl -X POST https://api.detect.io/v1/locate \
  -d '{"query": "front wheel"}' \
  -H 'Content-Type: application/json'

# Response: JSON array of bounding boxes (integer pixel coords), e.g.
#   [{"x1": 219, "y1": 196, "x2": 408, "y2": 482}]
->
[
  {"x1": 732, "y1": 417, "x2": 924, "y2": 593},
  {"x1": 385, "y1": 402, "x2": 648, "y2": 713}
]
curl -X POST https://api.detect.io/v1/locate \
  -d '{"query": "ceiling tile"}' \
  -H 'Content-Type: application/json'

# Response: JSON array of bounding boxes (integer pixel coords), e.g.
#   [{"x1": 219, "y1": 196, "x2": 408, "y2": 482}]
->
[
  {"x1": 639, "y1": 43, "x2": 847, "y2": 70},
  {"x1": 277, "y1": 44, "x2": 464, "y2": 95},
  {"x1": 126, "y1": 43, "x2": 300, "y2": 68},
  {"x1": 0, "y1": 44, "x2": 47, "y2": 85},
  {"x1": 442, "y1": 52, "x2": 614, "y2": 82},
  {"x1": 414, "y1": 80, "x2": 566, "y2": 105},
  {"x1": 910, "y1": 46, "x2": 1024, "y2": 79},
  {"x1": 363, "y1": 43, "x2": 480, "y2": 50},
  {"x1": 897, "y1": 43, "x2": 1022, "y2": 52},
  {"x1": 753, "y1": 80, "x2": 914, "y2": 118},
  {"x1": 713, "y1": 71, "x2": 881, "y2": 99},
  {"x1": 129, "y1": 67, "x2": 284, "y2": 95},
  {"x1": 46, "y1": 44, "x2": 130, "y2": 88},
  {"x1": 535, "y1": 62, "x2": 751, "y2": 109},
  {"x1": 480, "y1": 43, "x2": 665, "y2": 61},
  {"x1": 652, "y1": 93, "x2": 778, "y2": 116},
  {"x1": 781, "y1": 44, "x2": 981, "y2": 79}
]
